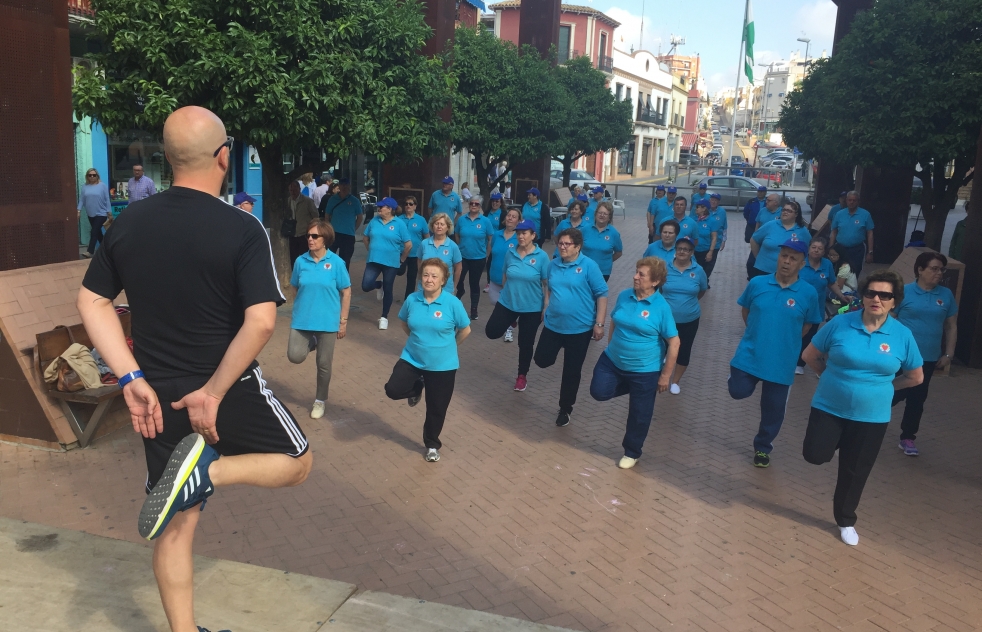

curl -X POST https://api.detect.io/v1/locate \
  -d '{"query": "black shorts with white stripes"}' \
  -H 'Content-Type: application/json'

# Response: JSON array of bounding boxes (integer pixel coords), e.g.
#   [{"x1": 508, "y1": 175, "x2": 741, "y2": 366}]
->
[{"x1": 143, "y1": 361, "x2": 308, "y2": 492}]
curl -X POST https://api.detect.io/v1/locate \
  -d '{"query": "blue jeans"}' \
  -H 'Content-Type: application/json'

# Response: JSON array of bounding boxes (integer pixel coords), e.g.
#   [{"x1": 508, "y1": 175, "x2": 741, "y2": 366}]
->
[
  {"x1": 840, "y1": 242, "x2": 867, "y2": 277},
  {"x1": 728, "y1": 365, "x2": 791, "y2": 454},
  {"x1": 362, "y1": 262, "x2": 398, "y2": 318},
  {"x1": 590, "y1": 352, "x2": 660, "y2": 459}
]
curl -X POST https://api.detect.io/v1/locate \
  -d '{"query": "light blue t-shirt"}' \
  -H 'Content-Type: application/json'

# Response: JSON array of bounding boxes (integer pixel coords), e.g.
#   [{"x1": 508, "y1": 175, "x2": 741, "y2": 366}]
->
[
  {"x1": 799, "y1": 258, "x2": 836, "y2": 303},
  {"x1": 751, "y1": 221, "x2": 812, "y2": 273},
  {"x1": 810, "y1": 311, "x2": 922, "y2": 422},
  {"x1": 755, "y1": 206, "x2": 781, "y2": 227},
  {"x1": 398, "y1": 290, "x2": 470, "y2": 371},
  {"x1": 428, "y1": 190, "x2": 463, "y2": 219},
  {"x1": 831, "y1": 207, "x2": 875, "y2": 247},
  {"x1": 828, "y1": 203, "x2": 845, "y2": 224},
  {"x1": 581, "y1": 224, "x2": 623, "y2": 275},
  {"x1": 659, "y1": 215, "x2": 698, "y2": 244},
  {"x1": 364, "y1": 216, "x2": 411, "y2": 268},
  {"x1": 711, "y1": 207, "x2": 728, "y2": 243},
  {"x1": 78, "y1": 182, "x2": 112, "y2": 218},
  {"x1": 690, "y1": 193, "x2": 711, "y2": 211},
  {"x1": 290, "y1": 250, "x2": 351, "y2": 332},
  {"x1": 643, "y1": 241, "x2": 675, "y2": 263},
  {"x1": 693, "y1": 214, "x2": 722, "y2": 253},
  {"x1": 586, "y1": 198, "x2": 603, "y2": 215},
  {"x1": 647, "y1": 196, "x2": 671, "y2": 224},
  {"x1": 555, "y1": 216, "x2": 592, "y2": 234},
  {"x1": 323, "y1": 194, "x2": 363, "y2": 236},
  {"x1": 522, "y1": 201, "x2": 543, "y2": 234},
  {"x1": 731, "y1": 275, "x2": 823, "y2": 385},
  {"x1": 420, "y1": 237, "x2": 463, "y2": 286},
  {"x1": 661, "y1": 261, "x2": 708, "y2": 324},
  {"x1": 894, "y1": 282, "x2": 958, "y2": 362},
  {"x1": 605, "y1": 289, "x2": 678, "y2": 373},
  {"x1": 499, "y1": 246, "x2": 549, "y2": 313},
  {"x1": 455, "y1": 213, "x2": 494, "y2": 259},
  {"x1": 488, "y1": 230, "x2": 517, "y2": 286},
  {"x1": 544, "y1": 253, "x2": 608, "y2": 334},
  {"x1": 488, "y1": 208, "x2": 503, "y2": 230},
  {"x1": 400, "y1": 213, "x2": 429, "y2": 258}
]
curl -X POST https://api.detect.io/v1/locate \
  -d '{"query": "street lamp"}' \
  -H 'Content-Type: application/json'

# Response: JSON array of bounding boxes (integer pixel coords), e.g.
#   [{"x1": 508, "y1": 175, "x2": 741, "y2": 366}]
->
[{"x1": 797, "y1": 37, "x2": 811, "y2": 67}]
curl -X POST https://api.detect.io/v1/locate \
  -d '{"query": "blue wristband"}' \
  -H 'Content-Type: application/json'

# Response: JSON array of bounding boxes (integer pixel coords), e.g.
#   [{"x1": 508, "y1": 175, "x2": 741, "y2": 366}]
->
[{"x1": 118, "y1": 370, "x2": 145, "y2": 389}]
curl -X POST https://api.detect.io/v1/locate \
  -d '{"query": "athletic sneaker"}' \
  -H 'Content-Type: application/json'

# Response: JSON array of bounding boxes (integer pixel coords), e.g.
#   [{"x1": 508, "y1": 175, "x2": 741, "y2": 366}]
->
[
  {"x1": 409, "y1": 376, "x2": 423, "y2": 407},
  {"x1": 139, "y1": 433, "x2": 219, "y2": 540},
  {"x1": 839, "y1": 526, "x2": 859, "y2": 546},
  {"x1": 514, "y1": 375, "x2": 527, "y2": 392},
  {"x1": 425, "y1": 448, "x2": 440, "y2": 462},
  {"x1": 311, "y1": 401, "x2": 325, "y2": 419},
  {"x1": 376, "y1": 287, "x2": 383, "y2": 301},
  {"x1": 198, "y1": 627, "x2": 231, "y2": 632},
  {"x1": 378, "y1": 317, "x2": 388, "y2": 330},
  {"x1": 669, "y1": 383, "x2": 681, "y2": 395},
  {"x1": 483, "y1": 284, "x2": 490, "y2": 293},
  {"x1": 470, "y1": 310, "x2": 479, "y2": 321},
  {"x1": 899, "y1": 439, "x2": 918, "y2": 456},
  {"x1": 753, "y1": 451, "x2": 770, "y2": 468},
  {"x1": 795, "y1": 366, "x2": 805, "y2": 375},
  {"x1": 555, "y1": 410, "x2": 570, "y2": 427},
  {"x1": 618, "y1": 456, "x2": 638, "y2": 469},
  {"x1": 504, "y1": 327, "x2": 514, "y2": 343}
]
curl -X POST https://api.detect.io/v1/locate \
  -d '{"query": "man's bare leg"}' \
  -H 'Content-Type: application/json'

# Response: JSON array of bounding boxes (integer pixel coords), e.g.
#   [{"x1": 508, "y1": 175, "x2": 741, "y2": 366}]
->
[{"x1": 153, "y1": 451, "x2": 312, "y2": 631}]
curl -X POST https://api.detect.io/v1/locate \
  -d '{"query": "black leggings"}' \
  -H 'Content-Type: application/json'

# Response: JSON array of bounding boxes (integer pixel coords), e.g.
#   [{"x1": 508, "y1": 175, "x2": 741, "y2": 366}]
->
[
  {"x1": 534, "y1": 327, "x2": 593, "y2": 414},
  {"x1": 797, "y1": 323, "x2": 820, "y2": 367},
  {"x1": 456, "y1": 258, "x2": 486, "y2": 312},
  {"x1": 675, "y1": 318, "x2": 700, "y2": 367},
  {"x1": 384, "y1": 359, "x2": 456, "y2": 449},
  {"x1": 892, "y1": 360, "x2": 938, "y2": 441},
  {"x1": 330, "y1": 233, "x2": 356, "y2": 270},
  {"x1": 398, "y1": 257, "x2": 419, "y2": 300},
  {"x1": 486, "y1": 302, "x2": 542, "y2": 376},
  {"x1": 87, "y1": 215, "x2": 107, "y2": 254},
  {"x1": 694, "y1": 250, "x2": 718, "y2": 281},
  {"x1": 361, "y1": 262, "x2": 398, "y2": 317}
]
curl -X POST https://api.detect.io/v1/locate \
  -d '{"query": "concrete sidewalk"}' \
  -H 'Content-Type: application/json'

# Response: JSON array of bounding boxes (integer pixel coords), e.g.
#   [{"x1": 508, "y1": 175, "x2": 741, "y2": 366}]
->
[{"x1": 0, "y1": 518, "x2": 576, "y2": 632}]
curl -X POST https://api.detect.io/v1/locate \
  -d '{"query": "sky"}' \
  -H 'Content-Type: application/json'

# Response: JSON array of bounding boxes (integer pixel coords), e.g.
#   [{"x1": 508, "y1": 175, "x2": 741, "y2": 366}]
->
[{"x1": 579, "y1": 0, "x2": 838, "y2": 95}]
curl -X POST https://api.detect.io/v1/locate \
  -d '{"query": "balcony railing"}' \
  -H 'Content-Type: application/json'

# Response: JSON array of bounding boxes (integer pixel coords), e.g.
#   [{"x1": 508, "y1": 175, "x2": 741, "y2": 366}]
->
[
  {"x1": 68, "y1": 0, "x2": 95, "y2": 16},
  {"x1": 636, "y1": 109, "x2": 666, "y2": 126},
  {"x1": 597, "y1": 55, "x2": 613, "y2": 73}
]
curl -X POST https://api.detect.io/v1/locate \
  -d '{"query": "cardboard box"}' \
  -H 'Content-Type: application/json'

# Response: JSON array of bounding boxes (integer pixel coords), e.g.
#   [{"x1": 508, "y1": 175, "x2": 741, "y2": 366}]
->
[{"x1": 810, "y1": 204, "x2": 832, "y2": 237}]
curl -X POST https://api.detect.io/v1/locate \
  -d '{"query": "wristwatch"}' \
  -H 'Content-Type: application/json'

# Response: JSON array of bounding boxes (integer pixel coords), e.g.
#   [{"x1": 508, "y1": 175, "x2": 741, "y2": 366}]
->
[{"x1": 595, "y1": 322, "x2": 605, "y2": 328}]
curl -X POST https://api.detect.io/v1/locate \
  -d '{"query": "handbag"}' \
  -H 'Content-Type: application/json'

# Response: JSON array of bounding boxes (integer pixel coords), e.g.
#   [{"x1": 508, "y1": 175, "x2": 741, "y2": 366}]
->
[
  {"x1": 56, "y1": 361, "x2": 85, "y2": 392},
  {"x1": 280, "y1": 218, "x2": 297, "y2": 238}
]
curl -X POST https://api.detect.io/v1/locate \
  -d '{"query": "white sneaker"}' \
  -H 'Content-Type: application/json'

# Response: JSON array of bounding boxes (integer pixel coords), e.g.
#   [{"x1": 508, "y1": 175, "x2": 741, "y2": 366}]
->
[
  {"x1": 483, "y1": 284, "x2": 490, "y2": 293},
  {"x1": 425, "y1": 448, "x2": 440, "y2": 462},
  {"x1": 795, "y1": 366, "x2": 805, "y2": 375},
  {"x1": 378, "y1": 317, "x2": 388, "y2": 330},
  {"x1": 839, "y1": 526, "x2": 859, "y2": 546},
  {"x1": 504, "y1": 326, "x2": 514, "y2": 343},
  {"x1": 376, "y1": 287, "x2": 384, "y2": 301},
  {"x1": 310, "y1": 401, "x2": 325, "y2": 419},
  {"x1": 669, "y1": 383, "x2": 681, "y2": 395},
  {"x1": 618, "y1": 456, "x2": 638, "y2": 469}
]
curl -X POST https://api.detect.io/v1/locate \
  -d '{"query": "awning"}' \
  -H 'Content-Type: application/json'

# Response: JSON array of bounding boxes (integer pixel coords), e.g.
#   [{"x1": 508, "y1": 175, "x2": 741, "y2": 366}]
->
[
  {"x1": 463, "y1": 0, "x2": 487, "y2": 10},
  {"x1": 681, "y1": 132, "x2": 699, "y2": 150}
]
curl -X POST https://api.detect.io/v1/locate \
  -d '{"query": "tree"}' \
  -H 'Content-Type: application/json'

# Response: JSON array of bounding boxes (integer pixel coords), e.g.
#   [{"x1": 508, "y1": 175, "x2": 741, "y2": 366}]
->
[
  {"x1": 448, "y1": 27, "x2": 564, "y2": 205},
  {"x1": 780, "y1": 0, "x2": 981, "y2": 250},
  {"x1": 551, "y1": 56, "x2": 633, "y2": 188},
  {"x1": 73, "y1": 0, "x2": 452, "y2": 289}
]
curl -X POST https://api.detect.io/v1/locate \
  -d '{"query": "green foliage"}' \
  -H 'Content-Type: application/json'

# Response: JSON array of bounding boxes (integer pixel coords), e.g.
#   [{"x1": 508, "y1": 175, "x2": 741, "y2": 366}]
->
[
  {"x1": 551, "y1": 56, "x2": 633, "y2": 187},
  {"x1": 72, "y1": 0, "x2": 452, "y2": 161}
]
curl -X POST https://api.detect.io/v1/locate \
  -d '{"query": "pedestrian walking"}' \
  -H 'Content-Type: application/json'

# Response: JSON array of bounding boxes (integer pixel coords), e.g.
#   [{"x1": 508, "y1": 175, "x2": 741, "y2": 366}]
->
[
  {"x1": 522, "y1": 187, "x2": 552, "y2": 244},
  {"x1": 288, "y1": 219, "x2": 351, "y2": 419},
  {"x1": 485, "y1": 220, "x2": 549, "y2": 392},
  {"x1": 233, "y1": 191, "x2": 256, "y2": 214},
  {"x1": 753, "y1": 193, "x2": 782, "y2": 231},
  {"x1": 310, "y1": 175, "x2": 330, "y2": 208},
  {"x1": 455, "y1": 195, "x2": 494, "y2": 319},
  {"x1": 709, "y1": 193, "x2": 727, "y2": 256},
  {"x1": 398, "y1": 195, "x2": 429, "y2": 300},
  {"x1": 428, "y1": 176, "x2": 464, "y2": 219},
  {"x1": 801, "y1": 270, "x2": 923, "y2": 546},
  {"x1": 829, "y1": 191, "x2": 875, "y2": 277},
  {"x1": 891, "y1": 252, "x2": 957, "y2": 456},
  {"x1": 590, "y1": 257, "x2": 680, "y2": 469},
  {"x1": 77, "y1": 106, "x2": 310, "y2": 632},
  {"x1": 555, "y1": 200, "x2": 592, "y2": 239},
  {"x1": 691, "y1": 182, "x2": 711, "y2": 209},
  {"x1": 78, "y1": 168, "x2": 111, "y2": 258},
  {"x1": 385, "y1": 258, "x2": 472, "y2": 463},
  {"x1": 743, "y1": 186, "x2": 768, "y2": 279},
  {"x1": 586, "y1": 186, "x2": 605, "y2": 216},
  {"x1": 692, "y1": 199, "x2": 720, "y2": 281},
  {"x1": 420, "y1": 213, "x2": 463, "y2": 288},
  {"x1": 362, "y1": 197, "x2": 412, "y2": 330},
  {"x1": 749, "y1": 201, "x2": 811, "y2": 278},
  {"x1": 287, "y1": 180, "x2": 319, "y2": 267},
  {"x1": 487, "y1": 209, "x2": 521, "y2": 342},
  {"x1": 659, "y1": 196, "x2": 698, "y2": 244},
  {"x1": 643, "y1": 220, "x2": 678, "y2": 263},
  {"x1": 795, "y1": 237, "x2": 849, "y2": 375},
  {"x1": 322, "y1": 178, "x2": 364, "y2": 269},
  {"x1": 484, "y1": 192, "x2": 507, "y2": 293},
  {"x1": 729, "y1": 239, "x2": 822, "y2": 467},
  {"x1": 127, "y1": 163, "x2": 157, "y2": 202},
  {"x1": 661, "y1": 237, "x2": 707, "y2": 395},
  {"x1": 460, "y1": 182, "x2": 473, "y2": 202},
  {"x1": 534, "y1": 228, "x2": 609, "y2": 427},
  {"x1": 827, "y1": 191, "x2": 848, "y2": 224},
  {"x1": 646, "y1": 185, "x2": 671, "y2": 244},
  {"x1": 581, "y1": 202, "x2": 623, "y2": 282}
]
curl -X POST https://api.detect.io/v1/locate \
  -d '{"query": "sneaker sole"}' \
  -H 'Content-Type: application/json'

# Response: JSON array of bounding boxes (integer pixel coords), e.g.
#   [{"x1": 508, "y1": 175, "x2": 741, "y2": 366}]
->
[
  {"x1": 425, "y1": 454, "x2": 440, "y2": 462},
  {"x1": 515, "y1": 385, "x2": 526, "y2": 392},
  {"x1": 139, "y1": 434, "x2": 206, "y2": 540}
]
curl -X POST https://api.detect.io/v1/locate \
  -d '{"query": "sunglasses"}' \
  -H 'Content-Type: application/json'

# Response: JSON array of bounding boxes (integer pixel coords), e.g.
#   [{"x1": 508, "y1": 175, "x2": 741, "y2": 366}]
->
[
  {"x1": 469, "y1": 202, "x2": 482, "y2": 206},
  {"x1": 405, "y1": 202, "x2": 416, "y2": 207},
  {"x1": 86, "y1": 173, "x2": 98, "y2": 178},
  {"x1": 213, "y1": 135, "x2": 234, "y2": 157},
  {"x1": 862, "y1": 289, "x2": 895, "y2": 301},
  {"x1": 307, "y1": 234, "x2": 324, "y2": 240}
]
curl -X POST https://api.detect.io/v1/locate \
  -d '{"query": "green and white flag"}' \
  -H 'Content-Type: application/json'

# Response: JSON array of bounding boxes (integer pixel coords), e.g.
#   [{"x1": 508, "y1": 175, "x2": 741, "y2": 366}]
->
[{"x1": 743, "y1": 0, "x2": 755, "y2": 82}]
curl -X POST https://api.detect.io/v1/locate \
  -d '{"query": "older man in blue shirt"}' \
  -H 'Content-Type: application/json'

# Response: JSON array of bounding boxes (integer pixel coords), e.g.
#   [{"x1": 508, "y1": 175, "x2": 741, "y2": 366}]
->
[
  {"x1": 127, "y1": 164, "x2": 157, "y2": 202},
  {"x1": 428, "y1": 176, "x2": 464, "y2": 220},
  {"x1": 829, "y1": 191, "x2": 875, "y2": 277}
]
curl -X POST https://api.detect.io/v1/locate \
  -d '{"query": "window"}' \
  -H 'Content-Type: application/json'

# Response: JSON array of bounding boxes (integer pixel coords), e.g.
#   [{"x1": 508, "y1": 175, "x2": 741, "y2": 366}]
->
[
  {"x1": 778, "y1": 92, "x2": 785, "y2": 97},
  {"x1": 626, "y1": 87, "x2": 632, "y2": 101},
  {"x1": 599, "y1": 32, "x2": 607, "y2": 59},
  {"x1": 558, "y1": 25, "x2": 571, "y2": 63},
  {"x1": 615, "y1": 83, "x2": 623, "y2": 100}
]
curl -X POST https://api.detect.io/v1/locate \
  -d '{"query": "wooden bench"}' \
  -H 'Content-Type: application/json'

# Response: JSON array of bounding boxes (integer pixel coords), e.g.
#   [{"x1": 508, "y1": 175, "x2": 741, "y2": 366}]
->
[{"x1": 34, "y1": 312, "x2": 131, "y2": 448}]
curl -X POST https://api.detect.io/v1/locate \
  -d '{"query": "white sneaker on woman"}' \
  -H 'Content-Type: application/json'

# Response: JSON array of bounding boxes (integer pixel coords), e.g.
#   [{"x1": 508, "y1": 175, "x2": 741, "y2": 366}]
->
[
  {"x1": 669, "y1": 383, "x2": 681, "y2": 395},
  {"x1": 310, "y1": 401, "x2": 325, "y2": 419},
  {"x1": 839, "y1": 526, "x2": 859, "y2": 546},
  {"x1": 618, "y1": 456, "x2": 638, "y2": 469},
  {"x1": 504, "y1": 326, "x2": 514, "y2": 342},
  {"x1": 378, "y1": 317, "x2": 388, "y2": 330}
]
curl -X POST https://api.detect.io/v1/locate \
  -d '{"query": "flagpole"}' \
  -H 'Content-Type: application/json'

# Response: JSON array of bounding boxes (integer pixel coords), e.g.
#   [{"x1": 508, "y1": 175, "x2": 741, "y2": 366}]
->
[{"x1": 727, "y1": 0, "x2": 750, "y2": 171}]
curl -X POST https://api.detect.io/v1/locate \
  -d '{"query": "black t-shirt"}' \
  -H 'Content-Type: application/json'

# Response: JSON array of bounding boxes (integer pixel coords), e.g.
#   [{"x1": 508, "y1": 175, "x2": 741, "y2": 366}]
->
[{"x1": 83, "y1": 187, "x2": 285, "y2": 382}]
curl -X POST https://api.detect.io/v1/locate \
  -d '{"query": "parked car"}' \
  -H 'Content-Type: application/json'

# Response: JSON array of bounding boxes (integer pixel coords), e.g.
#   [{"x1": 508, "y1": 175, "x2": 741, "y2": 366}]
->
[
  {"x1": 735, "y1": 128, "x2": 749, "y2": 138},
  {"x1": 705, "y1": 150, "x2": 722, "y2": 165},
  {"x1": 691, "y1": 175, "x2": 768, "y2": 210},
  {"x1": 719, "y1": 126, "x2": 730, "y2": 134},
  {"x1": 549, "y1": 168, "x2": 601, "y2": 193},
  {"x1": 768, "y1": 158, "x2": 793, "y2": 169},
  {"x1": 683, "y1": 153, "x2": 701, "y2": 165},
  {"x1": 760, "y1": 152, "x2": 793, "y2": 167}
]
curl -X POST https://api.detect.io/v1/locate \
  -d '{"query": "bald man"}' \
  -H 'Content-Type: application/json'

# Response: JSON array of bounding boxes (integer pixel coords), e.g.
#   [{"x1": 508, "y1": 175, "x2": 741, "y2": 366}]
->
[{"x1": 78, "y1": 105, "x2": 312, "y2": 632}]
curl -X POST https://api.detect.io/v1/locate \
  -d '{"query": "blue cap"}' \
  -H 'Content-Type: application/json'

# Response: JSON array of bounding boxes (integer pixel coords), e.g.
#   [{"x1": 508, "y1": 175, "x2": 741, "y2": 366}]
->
[
  {"x1": 656, "y1": 185, "x2": 666, "y2": 192},
  {"x1": 757, "y1": 185, "x2": 767, "y2": 192},
  {"x1": 490, "y1": 192, "x2": 502, "y2": 200},
  {"x1": 695, "y1": 199, "x2": 710, "y2": 207},
  {"x1": 527, "y1": 187, "x2": 540, "y2": 196},
  {"x1": 698, "y1": 183, "x2": 707, "y2": 189},
  {"x1": 576, "y1": 193, "x2": 589, "y2": 202},
  {"x1": 710, "y1": 192, "x2": 722, "y2": 200},
  {"x1": 781, "y1": 238, "x2": 808, "y2": 254},
  {"x1": 667, "y1": 186, "x2": 677, "y2": 193},
  {"x1": 442, "y1": 176, "x2": 454, "y2": 184},
  {"x1": 840, "y1": 190, "x2": 848, "y2": 197},
  {"x1": 676, "y1": 236, "x2": 696, "y2": 248},
  {"x1": 233, "y1": 192, "x2": 256, "y2": 206},
  {"x1": 377, "y1": 197, "x2": 398, "y2": 209},
  {"x1": 339, "y1": 177, "x2": 350, "y2": 185},
  {"x1": 591, "y1": 186, "x2": 604, "y2": 194},
  {"x1": 516, "y1": 219, "x2": 536, "y2": 232}
]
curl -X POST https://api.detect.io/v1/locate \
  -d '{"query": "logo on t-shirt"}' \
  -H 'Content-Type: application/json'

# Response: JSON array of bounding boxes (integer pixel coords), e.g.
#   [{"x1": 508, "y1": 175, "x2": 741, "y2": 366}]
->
[
  {"x1": 854, "y1": 219, "x2": 860, "y2": 224},
  {"x1": 508, "y1": 243, "x2": 515, "y2": 248},
  {"x1": 879, "y1": 342, "x2": 891, "y2": 353},
  {"x1": 575, "y1": 267, "x2": 583, "y2": 274},
  {"x1": 702, "y1": 223, "x2": 708, "y2": 228},
  {"x1": 936, "y1": 299, "x2": 944, "y2": 307},
  {"x1": 819, "y1": 273, "x2": 826, "y2": 279},
  {"x1": 604, "y1": 235, "x2": 610, "y2": 240},
  {"x1": 324, "y1": 263, "x2": 332, "y2": 270},
  {"x1": 443, "y1": 249, "x2": 449, "y2": 255},
  {"x1": 477, "y1": 224, "x2": 482, "y2": 229},
  {"x1": 434, "y1": 311, "x2": 443, "y2": 319},
  {"x1": 786, "y1": 298, "x2": 796, "y2": 307},
  {"x1": 529, "y1": 258, "x2": 536, "y2": 265},
  {"x1": 689, "y1": 272, "x2": 696, "y2": 278},
  {"x1": 641, "y1": 310, "x2": 650, "y2": 319}
]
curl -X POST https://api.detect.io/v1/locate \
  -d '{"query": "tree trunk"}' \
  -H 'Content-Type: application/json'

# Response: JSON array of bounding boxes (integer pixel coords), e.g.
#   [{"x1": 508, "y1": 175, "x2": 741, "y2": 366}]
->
[
  {"x1": 920, "y1": 156, "x2": 971, "y2": 251},
  {"x1": 471, "y1": 150, "x2": 512, "y2": 210},
  {"x1": 957, "y1": 124, "x2": 982, "y2": 366},
  {"x1": 256, "y1": 145, "x2": 295, "y2": 301}
]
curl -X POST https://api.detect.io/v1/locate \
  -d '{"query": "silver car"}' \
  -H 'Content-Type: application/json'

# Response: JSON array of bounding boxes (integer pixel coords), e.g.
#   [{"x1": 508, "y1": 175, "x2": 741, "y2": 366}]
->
[{"x1": 691, "y1": 175, "x2": 767, "y2": 210}]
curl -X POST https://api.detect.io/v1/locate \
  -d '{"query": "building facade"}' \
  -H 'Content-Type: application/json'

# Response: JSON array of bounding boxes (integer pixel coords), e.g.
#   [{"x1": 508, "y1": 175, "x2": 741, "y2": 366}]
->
[
  {"x1": 657, "y1": 53, "x2": 700, "y2": 87},
  {"x1": 606, "y1": 48, "x2": 672, "y2": 182}
]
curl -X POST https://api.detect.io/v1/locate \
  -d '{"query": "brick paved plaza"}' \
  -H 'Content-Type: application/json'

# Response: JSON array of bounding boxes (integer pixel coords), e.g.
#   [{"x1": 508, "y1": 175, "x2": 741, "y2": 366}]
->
[{"x1": 2, "y1": 209, "x2": 981, "y2": 632}]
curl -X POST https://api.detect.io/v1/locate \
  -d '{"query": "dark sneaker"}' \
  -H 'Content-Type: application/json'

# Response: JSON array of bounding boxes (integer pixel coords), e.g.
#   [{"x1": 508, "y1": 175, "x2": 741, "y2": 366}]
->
[
  {"x1": 753, "y1": 451, "x2": 770, "y2": 468},
  {"x1": 139, "y1": 433, "x2": 219, "y2": 540},
  {"x1": 470, "y1": 310, "x2": 479, "y2": 321},
  {"x1": 198, "y1": 627, "x2": 231, "y2": 632},
  {"x1": 555, "y1": 410, "x2": 571, "y2": 427},
  {"x1": 408, "y1": 376, "x2": 423, "y2": 407},
  {"x1": 899, "y1": 439, "x2": 918, "y2": 456}
]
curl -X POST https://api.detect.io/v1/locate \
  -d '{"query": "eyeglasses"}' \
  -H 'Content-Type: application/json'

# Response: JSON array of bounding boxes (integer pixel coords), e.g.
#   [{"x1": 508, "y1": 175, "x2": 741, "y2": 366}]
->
[
  {"x1": 557, "y1": 242, "x2": 575, "y2": 248},
  {"x1": 213, "y1": 135, "x2": 234, "y2": 157},
  {"x1": 862, "y1": 289, "x2": 895, "y2": 301},
  {"x1": 307, "y1": 234, "x2": 324, "y2": 240},
  {"x1": 924, "y1": 265, "x2": 946, "y2": 273}
]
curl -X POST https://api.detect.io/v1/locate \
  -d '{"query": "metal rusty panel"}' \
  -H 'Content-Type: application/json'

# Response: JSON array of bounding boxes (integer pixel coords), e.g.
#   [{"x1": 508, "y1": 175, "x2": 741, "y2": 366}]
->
[
  {"x1": 517, "y1": 0, "x2": 560, "y2": 61},
  {"x1": 0, "y1": 0, "x2": 78, "y2": 269}
]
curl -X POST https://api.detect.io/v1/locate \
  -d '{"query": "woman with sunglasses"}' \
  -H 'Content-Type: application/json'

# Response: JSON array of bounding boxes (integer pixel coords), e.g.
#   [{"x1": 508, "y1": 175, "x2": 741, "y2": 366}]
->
[
  {"x1": 455, "y1": 195, "x2": 494, "y2": 319},
  {"x1": 398, "y1": 196, "x2": 429, "y2": 300},
  {"x1": 362, "y1": 197, "x2": 412, "y2": 330},
  {"x1": 801, "y1": 270, "x2": 923, "y2": 546},
  {"x1": 660, "y1": 236, "x2": 707, "y2": 395},
  {"x1": 288, "y1": 219, "x2": 351, "y2": 419},
  {"x1": 891, "y1": 252, "x2": 958, "y2": 456},
  {"x1": 749, "y1": 201, "x2": 811, "y2": 278},
  {"x1": 78, "y1": 168, "x2": 112, "y2": 258}
]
